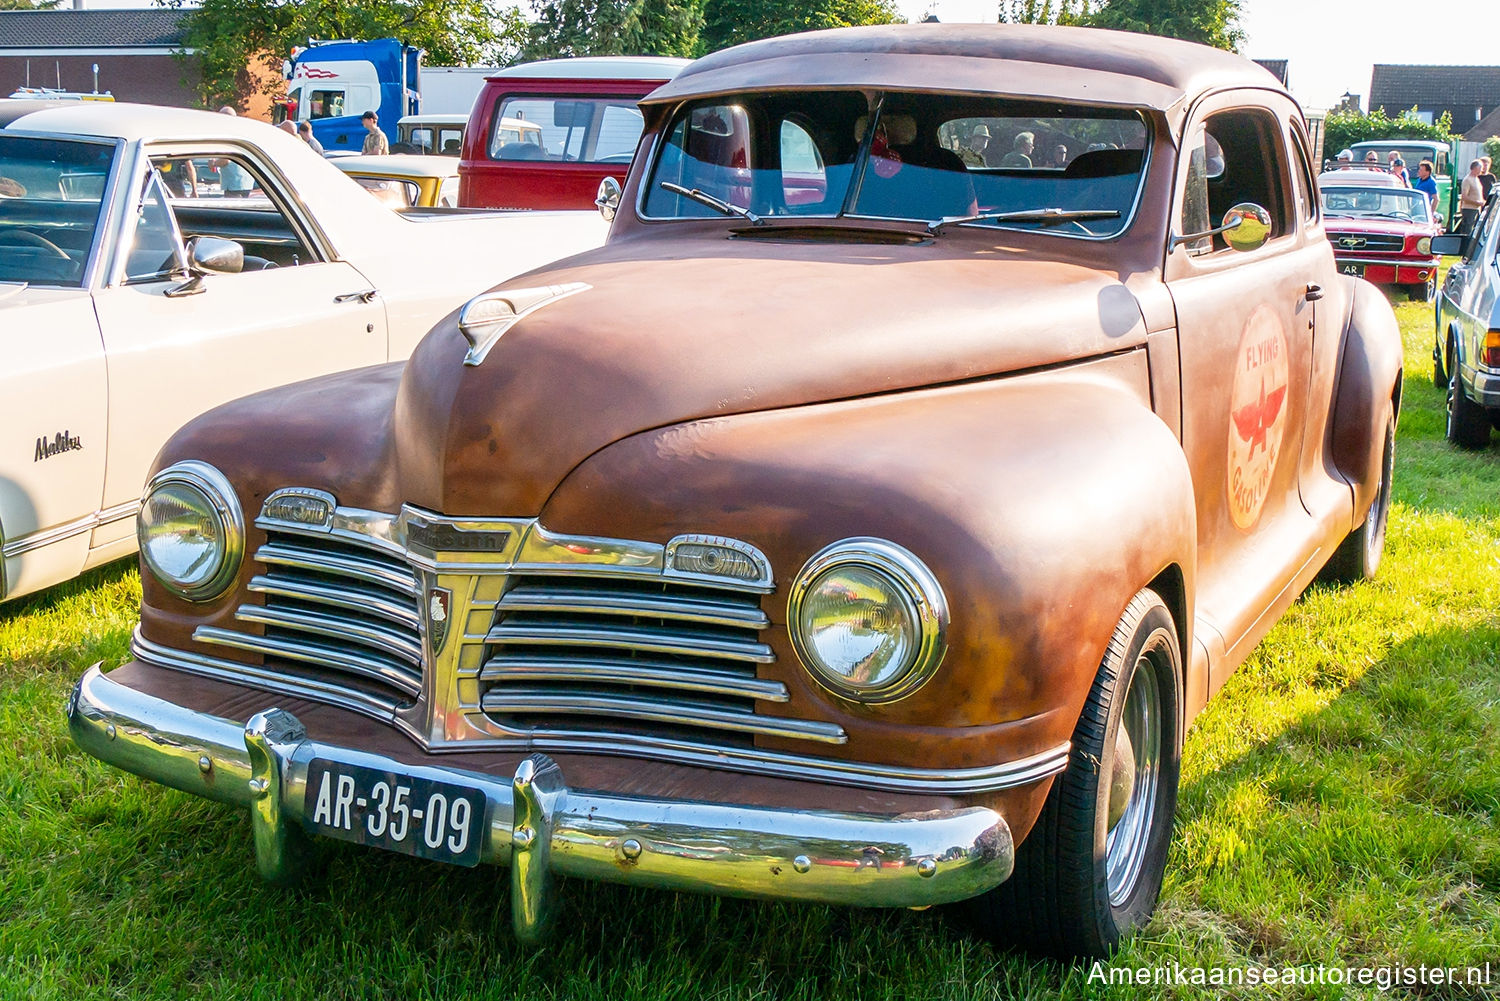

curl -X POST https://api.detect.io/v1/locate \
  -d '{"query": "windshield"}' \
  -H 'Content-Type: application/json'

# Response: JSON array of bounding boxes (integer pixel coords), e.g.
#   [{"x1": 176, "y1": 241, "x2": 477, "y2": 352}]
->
[
  {"x1": 0, "y1": 135, "x2": 114, "y2": 287},
  {"x1": 642, "y1": 91, "x2": 1150, "y2": 237},
  {"x1": 1321, "y1": 185, "x2": 1433, "y2": 223}
]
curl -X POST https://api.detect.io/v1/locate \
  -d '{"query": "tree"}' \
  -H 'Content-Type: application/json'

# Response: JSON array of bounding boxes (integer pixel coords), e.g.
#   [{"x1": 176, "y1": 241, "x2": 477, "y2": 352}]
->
[
  {"x1": 1324, "y1": 107, "x2": 1456, "y2": 160},
  {"x1": 698, "y1": 0, "x2": 903, "y2": 54},
  {"x1": 0, "y1": 0, "x2": 61, "y2": 8},
  {"x1": 158, "y1": 0, "x2": 528, "y2": 110},
  {"x1": 1001, "y1": 0, "x2": 1241, "y2": 52},
  {"x1": 521, "y1": 0, "x2": 704, "y2": 59}
]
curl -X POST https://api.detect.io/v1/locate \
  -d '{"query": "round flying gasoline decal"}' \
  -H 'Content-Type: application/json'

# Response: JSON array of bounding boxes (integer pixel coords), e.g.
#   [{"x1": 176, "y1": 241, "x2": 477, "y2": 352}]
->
[{"x1": 1227, "y1": 306, "x2": 1290, "y2": 530}]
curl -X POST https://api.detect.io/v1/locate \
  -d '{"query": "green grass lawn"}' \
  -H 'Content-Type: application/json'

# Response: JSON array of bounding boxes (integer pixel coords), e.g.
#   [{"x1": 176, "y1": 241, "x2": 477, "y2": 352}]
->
[{"x1": 3, "y1": 296, "x2": 1498, "y2": 1000}]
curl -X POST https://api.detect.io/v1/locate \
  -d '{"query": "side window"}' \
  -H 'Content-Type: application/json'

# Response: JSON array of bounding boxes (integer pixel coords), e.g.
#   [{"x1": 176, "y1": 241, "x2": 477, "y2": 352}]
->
[
  {"x1": 148, "y1": 151, "x2": 318, "y2": 268},
  {"x1": 307, "y1": 90, "x2": 345, "y2": 120},
  {"x1": 437, "y1": 176, "x2": 459, "y2": 207},
  {"x1": 780, "y1": 118, "x2": 825, "y2": 208},
  {"x1": 1179, "y1": 108, "x2": 1293, "y2": 255},
  {"x1": 596, "y1": 104, "x2": 644, "y2": 162},
  {"x1": 1289, "y1": 126, "x2": 1318, "y2": 224},
  {"x1": 123, "y1": 172, "x2": 185, "y2": 283}
]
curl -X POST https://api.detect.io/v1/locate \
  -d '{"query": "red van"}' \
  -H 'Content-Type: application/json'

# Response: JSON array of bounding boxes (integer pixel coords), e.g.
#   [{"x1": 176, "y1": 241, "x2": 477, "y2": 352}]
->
[{"x1": 459, "y1": 56, "x2": 690, "y2": 210}]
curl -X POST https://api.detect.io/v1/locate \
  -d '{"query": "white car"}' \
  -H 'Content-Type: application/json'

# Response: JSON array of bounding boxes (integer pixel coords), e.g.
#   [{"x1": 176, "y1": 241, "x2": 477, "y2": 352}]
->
[{"x1": 0, "y1": 101, "x2": 607, "y2": 603}]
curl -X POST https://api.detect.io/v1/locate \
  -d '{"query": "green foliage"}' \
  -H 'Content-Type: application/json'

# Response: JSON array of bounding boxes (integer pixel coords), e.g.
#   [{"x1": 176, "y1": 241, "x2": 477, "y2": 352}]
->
[
  {"x1": 1484, "y1": 136, "x2": 1500, "y2": 163},
  {"x1": 156, "y1": 0, "x2": 528, "y2": 110},
  {"x1": 999, "y1": 0, "x2": 1242, "y2": 51},
  {"x1": 1324, "y1": 107, "x2": 1456, "y2": 163},
  {"x1": 698, "y1": 0, "x2": 902, "y2": 55},
  {"x1": 0, "y1": 0, "x2": 60, "y2": 8},
  {"x1": 521, "y1": 0, "x2": 704, "y2": 58}
]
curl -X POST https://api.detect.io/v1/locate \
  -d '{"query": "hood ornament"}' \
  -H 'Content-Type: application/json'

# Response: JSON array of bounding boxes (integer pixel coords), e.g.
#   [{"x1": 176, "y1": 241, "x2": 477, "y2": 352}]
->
[{"x1": 457, "y1": 282, "x2": 591, "y2": 367}]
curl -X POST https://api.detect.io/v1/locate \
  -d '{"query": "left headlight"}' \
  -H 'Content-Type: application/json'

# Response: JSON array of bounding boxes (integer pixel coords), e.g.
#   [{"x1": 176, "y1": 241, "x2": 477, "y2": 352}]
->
[
  {"x1": 787, "y1": 538, "x2": 948, "y2": 703},
  {"x1": 138, "y1": 460, "x2": 244, "y2": 602}
]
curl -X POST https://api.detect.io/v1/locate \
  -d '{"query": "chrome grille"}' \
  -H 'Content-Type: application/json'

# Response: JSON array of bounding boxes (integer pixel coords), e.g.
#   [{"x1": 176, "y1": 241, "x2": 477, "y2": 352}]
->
[
  {"x1": 1329, "y1": 231, "x2": 1406, "y2": 253},
  {"x1": 195, "y1": 528, "x2": 424, "y2": 704},
  {"x1": 478, "y1": 575, "x2": 847, "y2": 745}
]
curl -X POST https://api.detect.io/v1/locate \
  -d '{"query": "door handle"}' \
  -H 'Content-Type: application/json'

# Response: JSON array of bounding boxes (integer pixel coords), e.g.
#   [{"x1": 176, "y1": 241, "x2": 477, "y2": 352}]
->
[
  {"x1": 1304, "y1": 283, "x2": 1323, "y2": 301},
  {"x1": 334, "y1": 289, "x2": 378, "y2": 304}
]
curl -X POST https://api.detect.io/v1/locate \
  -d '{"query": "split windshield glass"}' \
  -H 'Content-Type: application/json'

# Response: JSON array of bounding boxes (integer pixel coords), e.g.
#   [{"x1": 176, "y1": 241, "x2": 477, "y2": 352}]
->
[{"x1": 642, "y1": 91, "x2": 1150, "y2": 237}]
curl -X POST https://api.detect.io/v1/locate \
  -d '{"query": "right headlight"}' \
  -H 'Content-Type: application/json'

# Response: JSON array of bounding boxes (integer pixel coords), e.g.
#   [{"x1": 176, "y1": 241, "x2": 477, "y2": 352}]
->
[
  {"x1": 787, "y1": 538, "x2": 948, "y2": 703},
  {"x1": 1416, "y1": 236, "x2": 1432, "y2": 256},
  {"x1": 138, "y1": 460, "x2": 243, "y2": 602}
]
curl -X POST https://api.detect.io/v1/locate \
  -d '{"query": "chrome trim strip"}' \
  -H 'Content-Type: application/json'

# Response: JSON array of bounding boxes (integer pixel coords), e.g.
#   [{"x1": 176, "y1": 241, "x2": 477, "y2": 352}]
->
[
  {"x1": 69, "y1": 666, "x2": 1017, "y2": 926},
  {"x1": 480, "y1": 689, "x2": 849, "y2": 744},
  {"x1": 194, "y1": 626, "x2": 422, "y2": 698},
  {"x1": 497, "y1": 584, "x2": 769, "y2": 629},
  {"x1": 254, "y1": 541, "x2": 419, "y2": 597},
  {"x1": 480, "y1": 656, "x2": 788, "y2": 702},
  {"x1": 0, "y1": 498, "x2": 144, "y2": 559},
  {"x1": 234, "y1": 604, "x2": 423, "y2": 665},
  {"x1": 247, "y1": 575, "x2": 421, "y2": 630},
  {"x1": 486, "y1": 621, "x2": 776, "y2": 663},
  {"x1": 133, "y1": 629, "x2": 1065, "y2": 794}
]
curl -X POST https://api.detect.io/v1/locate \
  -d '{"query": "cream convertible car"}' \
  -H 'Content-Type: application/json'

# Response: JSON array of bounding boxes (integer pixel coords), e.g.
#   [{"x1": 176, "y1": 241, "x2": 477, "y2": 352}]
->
[{"x1": 0, "y1": 101, "x2": 606, "y2": 603}]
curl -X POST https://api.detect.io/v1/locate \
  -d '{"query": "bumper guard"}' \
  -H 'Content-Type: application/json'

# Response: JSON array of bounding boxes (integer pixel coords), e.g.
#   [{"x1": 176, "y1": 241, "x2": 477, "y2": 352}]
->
[{"x1": 68, "y1": 665, "x2": 1015, "y2": 941}]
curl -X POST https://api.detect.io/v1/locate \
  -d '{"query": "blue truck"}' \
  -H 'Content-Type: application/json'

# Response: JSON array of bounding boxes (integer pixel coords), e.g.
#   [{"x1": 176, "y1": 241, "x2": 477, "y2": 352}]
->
[{"x1": 282, "y1": 39, "x2": 424, "y2": 153}]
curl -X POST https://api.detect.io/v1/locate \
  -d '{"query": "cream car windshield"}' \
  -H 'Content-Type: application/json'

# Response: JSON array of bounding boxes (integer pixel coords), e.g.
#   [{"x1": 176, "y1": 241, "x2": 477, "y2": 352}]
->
[
  {"x1": 642, "y1": 91, "x2": 1150, "y2": 237},
  {"x1": 0, "y1": 135, "x2": 114, "y2": 287}
]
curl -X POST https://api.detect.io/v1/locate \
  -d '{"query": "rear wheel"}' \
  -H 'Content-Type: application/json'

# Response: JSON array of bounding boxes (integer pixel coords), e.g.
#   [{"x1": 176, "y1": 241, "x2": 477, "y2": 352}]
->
[
  {"x1": 1447, "y1": 361, "x2": 1492, "y2": 449},
  {"x1": 1407, "y1": 276, "x2": 1435, "y2": 302},
  {"x1": 1323, "y1": 407, "x2": 1394, "y2": 582},
  {"x1": 966, "y1": 590, "x2": 1181, "y2": 959}
]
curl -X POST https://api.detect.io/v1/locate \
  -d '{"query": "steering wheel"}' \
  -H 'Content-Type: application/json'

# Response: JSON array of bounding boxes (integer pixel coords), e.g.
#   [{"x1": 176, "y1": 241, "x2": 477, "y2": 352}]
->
[{"x1": 0, "y1": 229, "x2": 70, "y2": 259}]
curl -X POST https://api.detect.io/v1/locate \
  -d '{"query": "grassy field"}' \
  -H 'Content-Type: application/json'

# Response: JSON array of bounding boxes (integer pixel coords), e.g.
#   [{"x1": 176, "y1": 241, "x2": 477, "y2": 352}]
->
[{"x1": 2, "y1": 295, "x2": 1498, "y2": 1000}]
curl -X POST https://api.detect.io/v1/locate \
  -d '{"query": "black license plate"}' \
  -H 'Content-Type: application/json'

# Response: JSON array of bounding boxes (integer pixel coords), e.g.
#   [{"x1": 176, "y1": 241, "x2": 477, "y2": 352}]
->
[
  {"x1": 1339, "y1": 262, "x2": 1365, "y2": 277},
  {"x1": 303, "y1": 758, "x2": 485, "y2": 867}
]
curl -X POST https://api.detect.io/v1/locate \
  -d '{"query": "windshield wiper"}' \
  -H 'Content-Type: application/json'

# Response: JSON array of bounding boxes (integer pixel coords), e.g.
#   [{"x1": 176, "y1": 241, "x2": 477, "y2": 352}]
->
[
  {"x1": 659, "y1": 182, "x2": 763, "y2": 225},
  {"x1": 928, "y1": 207, "x2": 1120, "y2": 234}
]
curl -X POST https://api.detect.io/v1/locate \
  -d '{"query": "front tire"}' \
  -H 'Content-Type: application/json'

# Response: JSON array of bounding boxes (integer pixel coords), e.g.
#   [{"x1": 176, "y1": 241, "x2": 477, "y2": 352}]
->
[
  {"x1": 1407, "y1": 277, "x2": 1435, "y2": 302},
  {"x1": 1323, "y1": 407, "x2": 1394, "y2": 582},
  {"x1": 1447, "y1": 360, "x2": 1491, "y2": 449},
  {"x1": 966, "y1": 589, "x2": 1181, "y2": 959}
]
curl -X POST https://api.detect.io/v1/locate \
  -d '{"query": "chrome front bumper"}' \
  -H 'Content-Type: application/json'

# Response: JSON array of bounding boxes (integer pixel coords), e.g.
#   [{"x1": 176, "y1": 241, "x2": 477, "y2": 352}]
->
[{"x1": 68, "y1": 665, "x2": 1015, "y2": 941}]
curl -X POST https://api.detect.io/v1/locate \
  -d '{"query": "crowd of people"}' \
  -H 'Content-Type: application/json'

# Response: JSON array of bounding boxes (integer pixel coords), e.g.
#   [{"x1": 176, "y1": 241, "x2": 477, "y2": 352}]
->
[{"x1": 1329, "y1": 145, "x2": 1496, "y2": 231}]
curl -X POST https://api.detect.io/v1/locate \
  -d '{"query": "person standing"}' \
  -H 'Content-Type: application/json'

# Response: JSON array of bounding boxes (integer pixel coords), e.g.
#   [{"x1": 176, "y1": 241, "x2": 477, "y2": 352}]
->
[
  {"x1": 1480, "y1": 156, "x2": 1496, "y2": 200},
  {"x1": 1412, "y1": 160, "x2": 1439, "y2": 216},
  {"x1": 214, "y1": 106, "x2": 253, "y2": 197},
  {"x1": 1000, "y1": 131, "x2": 1034, "y2": 167},
  {"x1": 1459, "y1": 159, "x2": 1486, "y2": 233},
  {"x1": 959, "y1": 125, "x2": 989, "y2": 167},
  {"x1": 1389, "y1": 156, "x2": 1409, "y2": 187},
  {"x1": 297, "y1": 120, "x2": 325, "y2": 156},
  {"x1": 361, "y1": 111, "x2": 390, "y2": 156}
]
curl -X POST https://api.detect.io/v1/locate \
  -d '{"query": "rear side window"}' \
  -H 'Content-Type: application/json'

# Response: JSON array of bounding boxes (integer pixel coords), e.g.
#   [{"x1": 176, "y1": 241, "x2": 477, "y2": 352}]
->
[{"x1": 490, "y1": 95, "x2": 645, "y2": 164}]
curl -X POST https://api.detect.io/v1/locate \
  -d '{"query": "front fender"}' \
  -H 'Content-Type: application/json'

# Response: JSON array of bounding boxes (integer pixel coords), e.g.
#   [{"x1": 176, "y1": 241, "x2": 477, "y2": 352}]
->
[
  {"x1": 1330, "y1": 278, "x2": 1403, "y2": 521},
  {"x1": 539, "y1": 351, "x2": 1197, "y2": 779}
]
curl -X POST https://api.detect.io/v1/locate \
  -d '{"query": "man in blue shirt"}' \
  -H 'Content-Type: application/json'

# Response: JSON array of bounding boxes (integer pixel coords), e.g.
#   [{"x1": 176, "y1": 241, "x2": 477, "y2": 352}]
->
[{"x1": 1412, "y1": 160, "x2": 1439, "y2": 216}]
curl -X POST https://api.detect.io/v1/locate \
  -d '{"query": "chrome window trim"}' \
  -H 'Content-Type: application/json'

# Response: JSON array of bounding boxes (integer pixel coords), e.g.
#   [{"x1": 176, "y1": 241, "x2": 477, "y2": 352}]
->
[{"x1": 134, "y1": 629, "x2": 1068, "y2": 794}]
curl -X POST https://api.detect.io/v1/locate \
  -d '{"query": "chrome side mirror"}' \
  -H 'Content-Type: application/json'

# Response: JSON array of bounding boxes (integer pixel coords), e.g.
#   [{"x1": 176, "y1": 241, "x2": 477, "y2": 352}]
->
[
  {"x1": 186, "y1": 235, "x2": 244, "y2": 275},
  {"x1": 595, "y1": 176, "x2": 622, "y2": 222},
  {"x1": 1170, "y1": 201, "x2": 1272, "y2": 253}
]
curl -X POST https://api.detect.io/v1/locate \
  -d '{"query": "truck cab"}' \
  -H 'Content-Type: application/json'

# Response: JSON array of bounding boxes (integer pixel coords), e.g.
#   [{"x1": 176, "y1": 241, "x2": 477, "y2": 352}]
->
[{"x1": 284, "y1": 39, "x2": 422, "y2": 154}]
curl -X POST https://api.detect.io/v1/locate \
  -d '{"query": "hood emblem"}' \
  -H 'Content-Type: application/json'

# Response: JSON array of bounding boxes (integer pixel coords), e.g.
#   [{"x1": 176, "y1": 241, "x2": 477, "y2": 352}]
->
[
  {"x1": 457, "y1": 282, "x2": 591, "y2": 367},
  {"x1": 427, "y1": 586, "x2": 452, "y2": 653},
  {"x1": 1338, "y1": 236, "x2": 1366, "y2": 249}
]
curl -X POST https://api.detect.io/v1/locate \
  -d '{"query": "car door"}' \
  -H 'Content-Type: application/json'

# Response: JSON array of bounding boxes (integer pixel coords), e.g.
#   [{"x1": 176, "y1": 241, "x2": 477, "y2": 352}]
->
[
  {"x1": 88, "y1": 143, "x2": 387, "y2": 550},
  {"x1": 1163, "y1": 97, "x2": 1333, "y2": 694},
  {"x1": 1440, "y1": 199, "x2": 1500, "y2": 380}
]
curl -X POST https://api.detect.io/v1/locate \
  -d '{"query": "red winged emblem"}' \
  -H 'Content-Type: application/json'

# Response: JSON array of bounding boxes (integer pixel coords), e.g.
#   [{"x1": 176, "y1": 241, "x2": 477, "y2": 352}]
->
[{"x1": 1232, "y1": 379, "x2": 1287, "y2": 455}]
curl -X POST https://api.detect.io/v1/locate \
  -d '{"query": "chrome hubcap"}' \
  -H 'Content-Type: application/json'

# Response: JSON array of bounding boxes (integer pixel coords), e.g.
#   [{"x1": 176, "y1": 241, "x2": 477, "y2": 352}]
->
[{"x1": 1104, "y1": 654, "x2": 1161, "y2": 907}]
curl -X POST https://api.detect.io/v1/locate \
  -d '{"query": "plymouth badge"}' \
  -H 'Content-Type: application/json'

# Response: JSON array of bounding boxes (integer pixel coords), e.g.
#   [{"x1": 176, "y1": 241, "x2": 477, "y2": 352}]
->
[{"x1": 427, "y1": 587, "x2": 452, "y2": 652}]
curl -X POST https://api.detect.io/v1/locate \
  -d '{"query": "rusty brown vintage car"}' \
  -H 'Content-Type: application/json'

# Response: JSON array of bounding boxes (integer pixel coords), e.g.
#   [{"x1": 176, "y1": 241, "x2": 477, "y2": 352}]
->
[{"x1": 69, "y1": 24, "x2": 1402, "y2": 959}]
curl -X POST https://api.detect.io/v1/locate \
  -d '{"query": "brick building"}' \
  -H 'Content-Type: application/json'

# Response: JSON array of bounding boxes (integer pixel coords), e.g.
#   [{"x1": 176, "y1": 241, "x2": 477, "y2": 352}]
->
[{"x1": 0, "y1": 9, "x2": 204, "y2": 107}]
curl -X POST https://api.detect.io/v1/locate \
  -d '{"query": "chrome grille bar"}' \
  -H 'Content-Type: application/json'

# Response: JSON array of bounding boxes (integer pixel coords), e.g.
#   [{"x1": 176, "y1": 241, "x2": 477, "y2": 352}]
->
[
  {"x1": 248, "y1": 574, "x2": 420, "y2": 631},
  {"x1": 480, "y1": 655, "x2": 789, "y2": 702},
  {"x1": 479, "y1": 687, "x2": 848, "y2": 744},
  {"x1": 496, "y1": 584, "x2": 768, "y2": 629},
  {"x1": 485, "y1": 620, "x2": 775, "y2": 663},
  {"x1": 194, "y1": 626, "x2": 422, "y2": 698},
  {"x1": 254, "y1": 541, "x2": 418, "y2": 597},
  {"x1": 236, "y1": 604, "x2": 423, "y2": 666}
]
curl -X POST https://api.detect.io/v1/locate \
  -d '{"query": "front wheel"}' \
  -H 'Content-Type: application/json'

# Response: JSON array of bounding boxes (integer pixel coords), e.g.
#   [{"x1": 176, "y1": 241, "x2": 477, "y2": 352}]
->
[{"x1": 965, "y1": 589, "x2": 1181, "y2": 959}]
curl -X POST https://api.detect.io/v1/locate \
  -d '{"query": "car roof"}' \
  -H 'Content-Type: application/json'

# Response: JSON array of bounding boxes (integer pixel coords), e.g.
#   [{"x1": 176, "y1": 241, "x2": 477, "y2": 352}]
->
[
  {"x1": 484, "y1": 56, "x2": 691, "y2": 82},
  {"x1": 1351, "y1": 139, "x2": 1443, "y2": 151},
  {"x1": 1320, "y1": 168, "x2": 1403, "y2": 186},
  {"x1": 398, "y1": 114, "x2": 468, "y2": 126},
  {"x1": 643, "y1": 23, "x2": 1284, "y2": 118},
  {"x1": 0, "y1": 99, "x2": 298, "y2": 144},
  {"x1": 332, "y1": 154, "x2": 457, "y2": 178}
]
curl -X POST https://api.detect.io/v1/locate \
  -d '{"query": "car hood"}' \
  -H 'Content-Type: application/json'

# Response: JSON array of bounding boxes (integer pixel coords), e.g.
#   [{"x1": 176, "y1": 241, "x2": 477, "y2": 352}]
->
[{"x1": 393, "y1": 235, "x2": 1151, "y2": 517}]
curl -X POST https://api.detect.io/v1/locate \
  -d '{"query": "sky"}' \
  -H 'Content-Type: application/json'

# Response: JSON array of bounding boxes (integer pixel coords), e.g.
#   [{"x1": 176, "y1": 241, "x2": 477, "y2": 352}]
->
[
  {"x1": 893, "y1": 0, "x2": 1499, "y2": 112},
  {"x1": 71, "y1": 0, "x2": 1500, "y2": 113}
]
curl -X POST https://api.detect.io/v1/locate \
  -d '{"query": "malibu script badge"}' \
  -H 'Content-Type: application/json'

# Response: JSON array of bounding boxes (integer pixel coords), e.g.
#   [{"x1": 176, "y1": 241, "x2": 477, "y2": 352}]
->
[{"x1": 34, "y1": 430, "x2": 82, "y2": 462}]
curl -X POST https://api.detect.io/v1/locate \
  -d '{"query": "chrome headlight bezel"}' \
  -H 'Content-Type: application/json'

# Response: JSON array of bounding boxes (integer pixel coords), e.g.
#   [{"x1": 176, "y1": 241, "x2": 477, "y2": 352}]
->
[
  {"x1": 787, "y1": 538, "x2": 949, "y2": 704},
  {"x1": 138, "y1": 460, "x2": 244, "y2": 602},
  {"x1": 1416, "y1": 236, "x2": 1433, "y2": 256}
]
